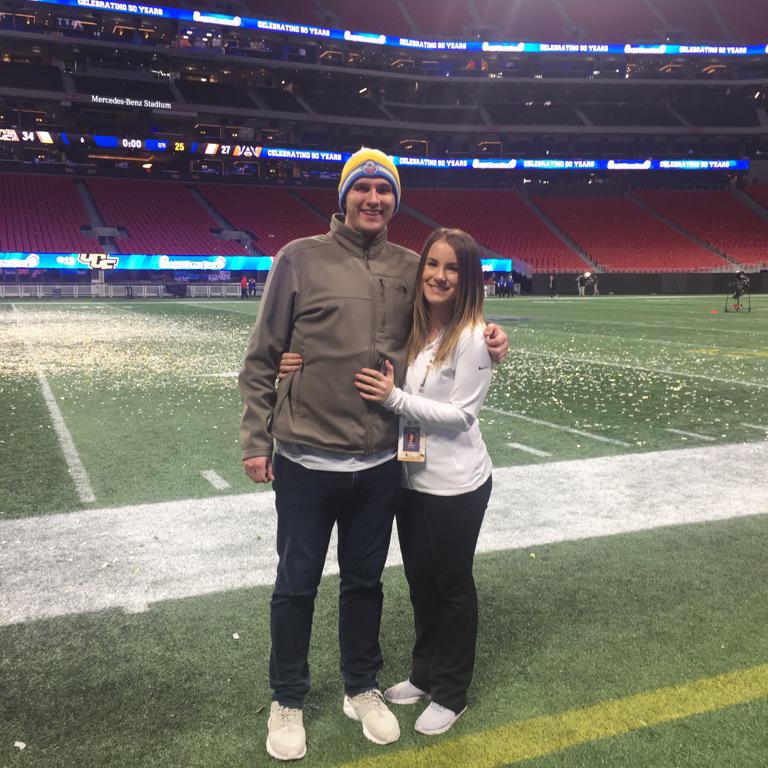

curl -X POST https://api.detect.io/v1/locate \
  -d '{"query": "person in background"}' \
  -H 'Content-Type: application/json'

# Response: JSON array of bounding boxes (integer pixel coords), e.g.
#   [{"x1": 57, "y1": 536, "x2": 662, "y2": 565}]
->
[
  {"x1": 352, "y1": 228, "x2": 494, "y2": 736},
  {"x1": 239, "y1": 148, "x2": 509, "y2": 762},
  {"x1": 240, "y1": 274, "x2": 249, "y2": 300}
]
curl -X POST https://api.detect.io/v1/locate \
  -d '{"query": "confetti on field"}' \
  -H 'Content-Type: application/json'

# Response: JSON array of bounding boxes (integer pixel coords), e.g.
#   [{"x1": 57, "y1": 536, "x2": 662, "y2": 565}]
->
[{"x1": 1, "y1": 307, "x2": 247, "y2": 386}]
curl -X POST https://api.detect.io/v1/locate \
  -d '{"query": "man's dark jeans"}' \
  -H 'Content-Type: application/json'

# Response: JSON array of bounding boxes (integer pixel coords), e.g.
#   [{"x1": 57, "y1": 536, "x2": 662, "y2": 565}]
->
[{"x1": 269, "y1": 453, "x2": 400, "y2": 708}]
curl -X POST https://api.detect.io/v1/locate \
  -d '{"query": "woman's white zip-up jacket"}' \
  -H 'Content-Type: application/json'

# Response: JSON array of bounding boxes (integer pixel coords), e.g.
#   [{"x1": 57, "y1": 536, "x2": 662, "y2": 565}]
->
[{"x1": 383, "y1": 323, "x2": 493, "y2": 496}]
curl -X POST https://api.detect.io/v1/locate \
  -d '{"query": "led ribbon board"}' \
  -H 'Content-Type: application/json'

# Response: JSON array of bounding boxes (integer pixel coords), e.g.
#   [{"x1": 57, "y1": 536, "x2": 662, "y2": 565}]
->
[
  {"x1": 0, "y1": 131, "x2": 748, "y2": 170},
  {"x1": 27, "y1": 0, "x2": 768, "y2": 56},
  {"x1": 0, "y1": 252, "x2": 511, "y2": 272},
  {"x1": 200, "y1": 146, "x2": 750, "y2": 171}
]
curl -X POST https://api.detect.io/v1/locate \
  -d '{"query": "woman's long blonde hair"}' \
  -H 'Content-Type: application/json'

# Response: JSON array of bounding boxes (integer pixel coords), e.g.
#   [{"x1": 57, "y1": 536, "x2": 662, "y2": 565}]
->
[{"x1": 408, "y1": 228, "x2": 486, "y2": 366}]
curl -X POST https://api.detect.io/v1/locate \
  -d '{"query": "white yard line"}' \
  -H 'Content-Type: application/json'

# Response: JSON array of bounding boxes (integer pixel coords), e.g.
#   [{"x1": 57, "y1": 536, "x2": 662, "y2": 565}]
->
[
  {"x1": 506, "y1": 442, "x2": 552, "y2": 457},
  {"x1": 1, "y1": 441, "x2": 766, "y2": 626},
  {"x1": 200, "y1": 470, "x2": 231, "y2": 490},
  {"x1": 516, "y1": 349, "x2": 768, "y2": 390},
  {"x1": 740, "y1": 423, "x2": 768, "y2": 433},
  {"x1": 665, "y1": 428, "x2": 717, "y2": 442},
  {"x1": 10, "y1": 304, "x2": 96, "y2": 504},
  {"x1": 484, "y1": 405, "x2": 632, "y2": 447}
]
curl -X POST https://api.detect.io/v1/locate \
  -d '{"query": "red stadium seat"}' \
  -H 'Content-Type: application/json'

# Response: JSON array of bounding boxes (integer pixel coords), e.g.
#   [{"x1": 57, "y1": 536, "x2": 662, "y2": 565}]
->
[
  {"x1": 86, "y1": 178, "x2": 246, "y2": 256},
  {"x1": 196, "y1": 186, "x2": 327, "y2": 256},
  {"x1": 405, "y1": 189, "x2": 588, "y2": 273},
  {"x1": 532, "y1": 194, "x2": 727, "y2": 272},
  {"x1": 634, "y1": 189, "x2": 768, "y2": 268},
  {"x1": 0, "y1": 174, "x2": 102, "y2": 253}
]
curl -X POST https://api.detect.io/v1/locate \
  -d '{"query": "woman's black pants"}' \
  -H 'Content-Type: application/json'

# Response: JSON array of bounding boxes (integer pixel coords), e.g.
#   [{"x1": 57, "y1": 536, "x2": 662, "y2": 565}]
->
[{"x1": 396, "y1": 475, "x2": 492, "y2": 714}]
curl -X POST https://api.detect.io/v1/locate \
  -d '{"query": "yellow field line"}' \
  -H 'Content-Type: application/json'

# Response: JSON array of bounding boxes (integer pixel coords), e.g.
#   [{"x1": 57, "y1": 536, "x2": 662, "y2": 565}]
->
[{"x1": 338, "y1": 663, "x2": 768, "y2": 768}]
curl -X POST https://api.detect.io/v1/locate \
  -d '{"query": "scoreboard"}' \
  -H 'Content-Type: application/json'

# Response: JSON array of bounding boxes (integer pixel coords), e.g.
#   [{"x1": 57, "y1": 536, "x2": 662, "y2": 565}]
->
[
  {"x1": 0, "y1": 128, "x2": 182, "y2": 152},
  {"x1": 0, "y1": 130, "x2": 749, "y2": 172}
]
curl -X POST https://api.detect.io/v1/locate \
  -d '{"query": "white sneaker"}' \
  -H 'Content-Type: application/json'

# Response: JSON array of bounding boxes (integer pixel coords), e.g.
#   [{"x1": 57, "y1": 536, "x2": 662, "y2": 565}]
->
[
  {"x1": 266, "y1": 702, "x2": 306, "y2": 761},
  {"x1": 343, "y1": 689, "x2": 401, "y2": 745},
  {"x1": 414, "y1": 702, "x2": 466, "y2": 736},
  {"x1": 384, "y1": 679, "x2": 428, "y2": 705}
]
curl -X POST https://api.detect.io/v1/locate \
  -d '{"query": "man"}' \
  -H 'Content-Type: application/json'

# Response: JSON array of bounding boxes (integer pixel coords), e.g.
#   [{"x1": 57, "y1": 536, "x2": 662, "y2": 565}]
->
[
  {"x1": 239, "y1": 148, "x2": 508, "y2": 761},
  {"x1": 548, "y1": 274, "x2": 557, "y2": 299}
]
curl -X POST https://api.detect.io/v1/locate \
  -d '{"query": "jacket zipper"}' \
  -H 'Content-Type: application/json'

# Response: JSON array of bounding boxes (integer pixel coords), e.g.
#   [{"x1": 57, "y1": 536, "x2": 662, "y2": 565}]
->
[
  {"x1": 295, "y1": 345, "x2": 304, "y2": 416},
  {"x1": 364, "y1": 239, "x2": 374, "y2": 455},
  {"x1": 378, "y1": 278, "x2": 386, "y2": 331}
]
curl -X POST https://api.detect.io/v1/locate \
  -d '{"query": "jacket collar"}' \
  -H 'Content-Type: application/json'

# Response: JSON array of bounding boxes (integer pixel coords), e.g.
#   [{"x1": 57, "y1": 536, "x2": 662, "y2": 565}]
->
[{"x1": 330, "y1": 213, "x2": 388, "y2": 258}]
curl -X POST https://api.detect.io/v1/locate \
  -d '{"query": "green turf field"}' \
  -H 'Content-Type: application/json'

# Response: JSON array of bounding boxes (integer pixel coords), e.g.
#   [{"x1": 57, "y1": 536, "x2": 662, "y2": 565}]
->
[
  {"x1": 2, "y1": 295, "x2": 766, "y2": 518},
  {"x1": 1, "y1": 295, "x2": 767, "y2": 767}
]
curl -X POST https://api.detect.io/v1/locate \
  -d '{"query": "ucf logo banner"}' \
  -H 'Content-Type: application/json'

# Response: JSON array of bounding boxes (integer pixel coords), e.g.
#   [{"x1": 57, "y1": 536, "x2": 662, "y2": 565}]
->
[{"x1": 78, "y1": 253, "x2": 120, "y2": 270}]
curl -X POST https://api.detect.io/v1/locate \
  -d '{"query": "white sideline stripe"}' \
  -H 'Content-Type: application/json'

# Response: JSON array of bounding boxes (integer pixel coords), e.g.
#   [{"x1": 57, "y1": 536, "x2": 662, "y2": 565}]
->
[
  {"x1": 517, "y1": 349, "x2": 768, "y2": 390},
  {"x1": 506, "y1": 442, "x2": 552, "y2": 457},
  {"x1": 741, "y1": 423, "x2": 768, "y2": 432},
  {"x1": 665, "y1": 428, "x2": 717, "y2": 442},
  {"x1": 200, "y1": 470, "x2": 230, "y2": 490},
  {"x1": 484, "y1": 405, "x2": 632, "y2": 447},
  {"x1": 1, "y1": 441, "x2": 766, "y2": 626},
  {"x1": 10, "y1": 305, "x2": 96, "y2": 504}
]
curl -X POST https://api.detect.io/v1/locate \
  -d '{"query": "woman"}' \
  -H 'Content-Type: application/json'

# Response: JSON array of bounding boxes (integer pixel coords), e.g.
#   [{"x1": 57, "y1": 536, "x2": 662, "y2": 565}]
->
[
  {"x1": 353, "y1": 228, "x2": 493, "y2": 736},
  {"x1": 279, "y1": 228, "x2": 494, "y2": 736}
]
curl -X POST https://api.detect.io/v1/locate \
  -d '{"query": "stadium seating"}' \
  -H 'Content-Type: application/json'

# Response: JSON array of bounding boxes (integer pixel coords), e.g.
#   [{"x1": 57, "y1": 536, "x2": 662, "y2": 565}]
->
[
  {"x1": 72, "y1": 75, "x2": 175, "y2": 102},
  {"x1": 0, "y1": 174, "x2": 103, "y2": 252},
  {"x1": 86, "y1": 178, "x2": 246, "y2": 256},
  {"x1": 175, "y1": 80, "x2": 256, "y2": 109},
  {"x1": 295, "y1": 188, "x2": 434, "y2": 254},
  {"x1": 714, "y1": 0, "x2": 768, "y2": 44},
  {"x1": 484, "y1": 103, "x2": 582, "y2": 127},
  {"x1": 653, "y1": 0, "x2": 724, "y2": 41},
  {"x1": 531, "y1": 195, "x2": 726, "y2": 272},
  {"x1": 253, "y1": 88, "x2": 307, "y2": 113},
  {"x1": 746, "y1": 184, "x2": 768, "y2": 212},
  {"x1": 674, "y1": 94, "x2": 759, "y2": 128},
  {"x1": 385, "y1": 105, "x2": 481, "y2": 125},
  {"x1": 404, "y1": 0, "x2": 476, "y2": 36},
  {"x1": 324, "y1": 0, "x2": 411, "y2": 36},
  {"x1": 582, "y1": 103, "x2": 681, "y2": 128},
  {"x1": 633, "y1": 189, "x2": 768, "y2": 267},
  {"x1": 0, "y1": 62, "x2": 63, "y2": 91},
  {"x1": 558, "y1": 0, "x2": 660, "y2": 41},
  {"x1": 300, "y1": 91, "x2": 389, "y2": 120},
  {"x1": 196, "y1": 186, "x2": 327, "y2": 256},
  {"x1": 405, "y1": 189, "x2": 588, "y2": 273},
  {"x1": 240, "y1": 0, "x2": 318, "y2": 25}
]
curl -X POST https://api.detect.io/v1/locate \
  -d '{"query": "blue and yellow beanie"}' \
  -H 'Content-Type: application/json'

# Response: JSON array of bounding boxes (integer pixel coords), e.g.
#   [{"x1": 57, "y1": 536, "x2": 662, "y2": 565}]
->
[{"x1": 338, "y1": 148, "x2": 401, "y2": 214}]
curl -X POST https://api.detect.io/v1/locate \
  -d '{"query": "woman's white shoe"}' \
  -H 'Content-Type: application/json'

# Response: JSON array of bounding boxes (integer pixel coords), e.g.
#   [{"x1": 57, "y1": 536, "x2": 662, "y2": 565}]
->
[
  {"x1": 383, "y1": 680, "x2": 428, "y2": 705},
  {"x1": 414, "y1": 702, "x2": 466, "y2": 735}
]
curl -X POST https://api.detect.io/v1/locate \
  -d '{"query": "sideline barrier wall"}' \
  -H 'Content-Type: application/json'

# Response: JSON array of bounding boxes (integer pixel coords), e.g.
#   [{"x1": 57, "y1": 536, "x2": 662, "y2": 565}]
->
[{"x1": 531, "y1": 271, "x2": 767, "y2": 295}]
